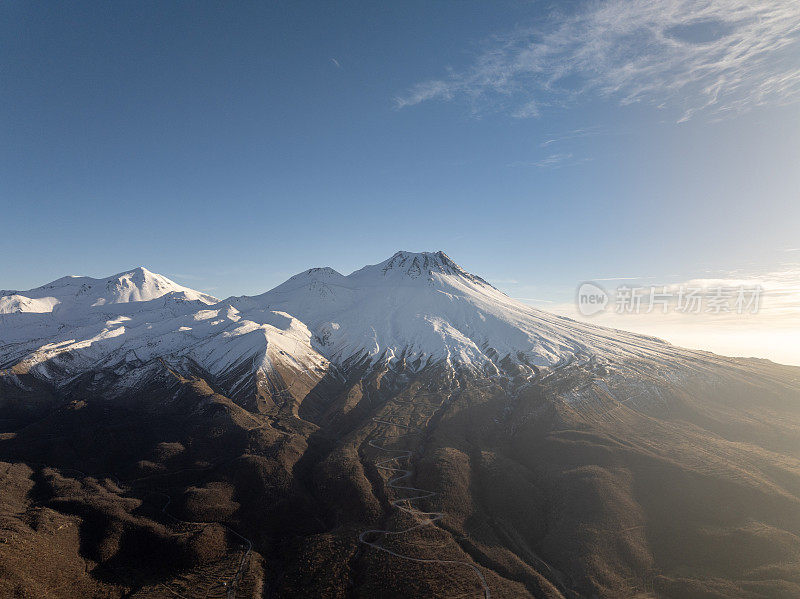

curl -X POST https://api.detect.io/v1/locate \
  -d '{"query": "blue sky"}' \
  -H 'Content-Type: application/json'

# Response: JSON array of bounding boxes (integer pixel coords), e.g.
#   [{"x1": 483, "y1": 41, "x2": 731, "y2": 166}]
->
[{"x1": 2, "y1": 1, "x2": 799, "y2": 362}]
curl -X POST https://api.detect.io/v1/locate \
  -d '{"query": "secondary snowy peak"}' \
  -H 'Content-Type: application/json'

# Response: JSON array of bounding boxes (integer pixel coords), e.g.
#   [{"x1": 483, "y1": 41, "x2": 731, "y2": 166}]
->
[
  {"x1": 0, "y1": 267, "x2": 217, "y2": 314},
  {"x1": 266, "y1": 267, "x2": 346, "y2": 295}
]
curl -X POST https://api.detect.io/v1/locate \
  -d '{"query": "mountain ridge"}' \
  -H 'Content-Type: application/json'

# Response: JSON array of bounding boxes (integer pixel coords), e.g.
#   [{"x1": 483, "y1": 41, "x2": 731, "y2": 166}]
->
[
  {"x1": 2, "y1": 252, "x2": 800, "y2": 599},
  {"x1": 0, "y1": 251, "x2": 745, "y2": 397},
  {"x1": 0, "y1": 266, "x2": 218, "y2": 314}
]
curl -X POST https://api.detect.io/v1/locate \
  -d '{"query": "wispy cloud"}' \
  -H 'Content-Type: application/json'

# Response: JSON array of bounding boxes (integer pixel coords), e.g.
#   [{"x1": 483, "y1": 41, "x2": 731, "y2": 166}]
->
[
  {"x1": 540, "y1": 126, "x2": 604, "y2": 147},
  {"x1": 509, "y1": 153, "x2": 591, "y2": 168},
  {"x1": 511, "y1": 100, "x2": 540, "y2": 119},
  {"x1": 534, "y1": 153, "x2": 573, "y2": 168},
  {"x1": 395, "y1": 0, "x2": 800, "y2": 121},
  {"x1": 593, "y1": 276, "x2": 655, "y2": 281}
]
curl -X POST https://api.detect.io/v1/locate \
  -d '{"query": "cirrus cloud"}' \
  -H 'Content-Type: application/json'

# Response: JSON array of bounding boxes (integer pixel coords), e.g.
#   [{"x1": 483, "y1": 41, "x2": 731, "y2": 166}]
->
[{"x1": 395, "y1": 0, "x2": 800, "y2": 122}]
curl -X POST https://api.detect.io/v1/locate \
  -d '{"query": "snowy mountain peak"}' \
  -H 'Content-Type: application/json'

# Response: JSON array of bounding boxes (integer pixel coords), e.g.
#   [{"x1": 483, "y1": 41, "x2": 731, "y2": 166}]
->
[
  {"x1": 347, "y1": 250, "x2": 495, "y2": 289},
  {"x1": 97, "y1": 267, "x2": 220, "y2": 305},
  {"x1": 0, "y1": 268, "x2": 217, "y2": 315},
  {"x1": 120, "y1": 265, "x2": 155, "y2": 281},
  {"x1": 254, "y1": 266, "x2": 347, "y2": 302},
  {"x1": 292, "y1": 266, "x2": 345, "y2": 282},
  {"x1": 381, "y1": 250, "x2": 458, "y2": 275}
]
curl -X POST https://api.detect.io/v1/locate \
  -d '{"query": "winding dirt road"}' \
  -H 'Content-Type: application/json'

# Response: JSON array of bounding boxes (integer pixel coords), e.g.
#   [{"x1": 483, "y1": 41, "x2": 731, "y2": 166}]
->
[{"x1": 357, "y1": 390, "x2": 492, "y2": 599}]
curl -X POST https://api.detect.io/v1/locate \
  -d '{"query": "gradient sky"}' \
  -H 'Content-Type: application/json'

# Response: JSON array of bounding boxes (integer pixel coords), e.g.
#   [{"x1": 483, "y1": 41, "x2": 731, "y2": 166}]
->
[{"x1": 2, "y1": 1, "x2": 799, "y2": 363}]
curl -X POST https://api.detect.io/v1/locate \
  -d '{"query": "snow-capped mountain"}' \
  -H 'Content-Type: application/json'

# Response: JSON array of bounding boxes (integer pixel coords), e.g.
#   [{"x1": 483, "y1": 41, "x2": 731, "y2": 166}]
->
[
  {"x1": 0, "y1": 274, "x2": 327, "y2": 403},
  {"x1": 0, "y1": 251, "x2": 713, "y2": 400},
  {"x1": 237, "y1": 251, "x2": 683, "y2": 372},
  {"x1": 0, "y1": 267, "x2": 217, "y2": 314},
  {"x1": 4, "y1": 252, "x2": 800, "y2": 599}
]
